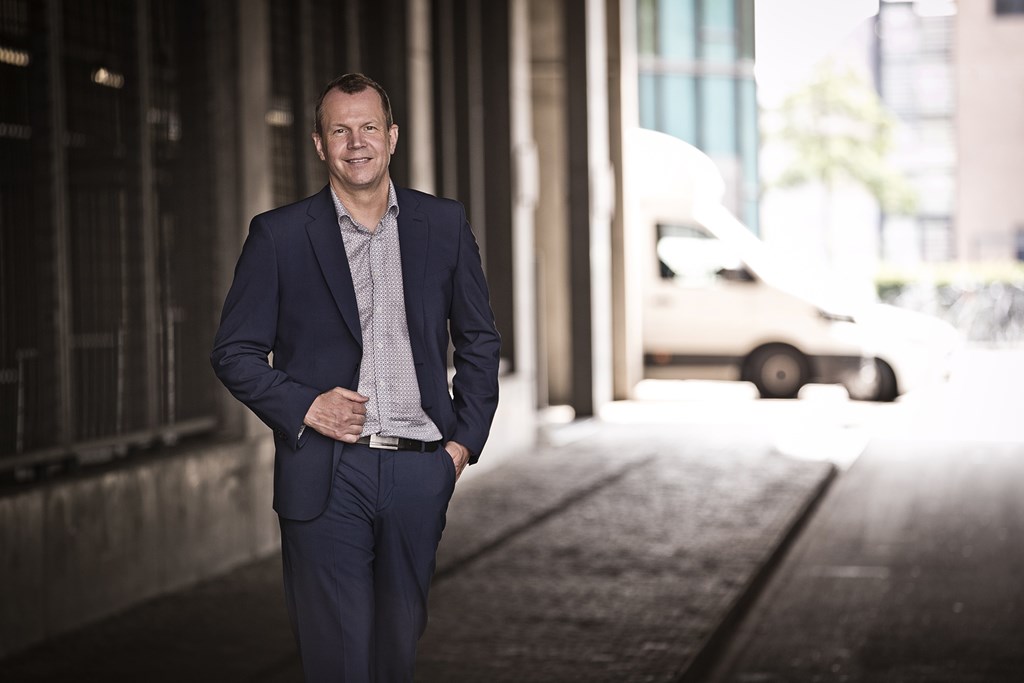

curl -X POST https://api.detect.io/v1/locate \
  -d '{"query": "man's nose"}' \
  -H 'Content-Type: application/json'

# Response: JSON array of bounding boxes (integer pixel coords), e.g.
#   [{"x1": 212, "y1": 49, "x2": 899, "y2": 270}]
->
[{"x1": 348, "y1": 130, "x2": 365, "y2": 148}]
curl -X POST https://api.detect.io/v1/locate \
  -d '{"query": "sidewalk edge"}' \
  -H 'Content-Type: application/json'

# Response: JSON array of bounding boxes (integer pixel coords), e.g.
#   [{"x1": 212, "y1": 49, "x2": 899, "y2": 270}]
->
[{"x1": 676, "y1": 461, "x2": 839, "y2": 683}]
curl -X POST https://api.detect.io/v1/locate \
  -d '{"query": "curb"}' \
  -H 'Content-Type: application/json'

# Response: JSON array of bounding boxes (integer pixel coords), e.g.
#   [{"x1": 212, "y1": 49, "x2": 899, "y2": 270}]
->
[{"x1": 676, "y1": 461, "x2": 839, "y2": 682}]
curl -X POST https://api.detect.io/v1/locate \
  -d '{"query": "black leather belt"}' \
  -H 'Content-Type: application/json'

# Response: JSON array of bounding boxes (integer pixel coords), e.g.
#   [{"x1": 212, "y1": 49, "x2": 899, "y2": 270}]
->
[{"x1": 355, "y1": 434, "x2": 441, "y2": 452}]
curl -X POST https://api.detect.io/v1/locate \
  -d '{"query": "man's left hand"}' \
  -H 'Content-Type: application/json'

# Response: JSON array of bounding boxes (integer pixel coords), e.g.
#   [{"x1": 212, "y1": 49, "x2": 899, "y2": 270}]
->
[{"x1": 444, "y1": 441, "x2": 471, "y2": 481}]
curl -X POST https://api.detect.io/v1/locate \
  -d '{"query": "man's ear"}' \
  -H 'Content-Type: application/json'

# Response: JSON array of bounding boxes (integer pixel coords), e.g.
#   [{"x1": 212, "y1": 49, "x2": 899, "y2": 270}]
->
[{"x1": 312, "y1": 132, "x2": 325, "y2": 161}]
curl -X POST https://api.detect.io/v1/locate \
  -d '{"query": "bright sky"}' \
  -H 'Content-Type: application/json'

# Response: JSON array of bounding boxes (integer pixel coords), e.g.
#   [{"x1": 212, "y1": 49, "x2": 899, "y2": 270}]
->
[{"x1": 754, "y1": 0, "x2": 881, "y2": 105}]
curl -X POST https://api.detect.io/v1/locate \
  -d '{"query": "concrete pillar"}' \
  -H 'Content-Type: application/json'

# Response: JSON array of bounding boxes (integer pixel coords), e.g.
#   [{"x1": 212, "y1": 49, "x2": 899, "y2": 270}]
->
[
  {"x1": 530, "y1": 0, "x2": 572, "y2": 408},
  {"x1": 510, "y1": 0, "x2": 539, "y2": 392},
  {"x1": 609, "y1": 0, "x2": 643, "y2": 399},
  {"x1": 565, "y1": 0, "x2": 615, "y2": 416},
  {"x1": 238, "y1": 0, "x2": 273, "y2": 222},
  {"x1": 236, "y1": 0, "x2": 273, "y2": 439},
  {"x1": 407, "y1": 0, "x2": 436, "y2": 194}
]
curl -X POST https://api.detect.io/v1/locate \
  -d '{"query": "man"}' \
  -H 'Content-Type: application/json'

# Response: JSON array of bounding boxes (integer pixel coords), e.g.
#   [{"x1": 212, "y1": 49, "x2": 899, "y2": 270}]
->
[{"x1": 211, "y1": 73, "x2": 500, "y2": 682}]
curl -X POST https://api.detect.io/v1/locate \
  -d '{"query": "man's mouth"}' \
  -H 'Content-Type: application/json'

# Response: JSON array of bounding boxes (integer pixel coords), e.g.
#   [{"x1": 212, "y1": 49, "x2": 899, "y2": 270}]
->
[{"x1": 345, "y1": 157, "x2": 371, "y2": 165}]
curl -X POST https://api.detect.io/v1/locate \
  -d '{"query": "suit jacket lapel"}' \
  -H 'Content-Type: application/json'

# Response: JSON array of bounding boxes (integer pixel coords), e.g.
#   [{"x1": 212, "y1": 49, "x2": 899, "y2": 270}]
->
[
  {"x1": 397, "y1": 187, "x2": 427, "y2": 352},
  {"x1": 306, "y1": 186, "x2": 362, "y2": 347}
]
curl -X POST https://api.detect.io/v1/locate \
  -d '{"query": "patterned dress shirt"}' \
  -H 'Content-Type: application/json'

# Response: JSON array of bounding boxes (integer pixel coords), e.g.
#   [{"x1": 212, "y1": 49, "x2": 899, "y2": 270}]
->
[{"x1": 330, "y1": 183, "x2": 443, "y2": 442}]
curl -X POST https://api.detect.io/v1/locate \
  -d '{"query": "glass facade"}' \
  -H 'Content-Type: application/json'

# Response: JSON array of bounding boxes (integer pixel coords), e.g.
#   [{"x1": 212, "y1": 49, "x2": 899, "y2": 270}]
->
[
  {"x1": 636, "y1": 0, "x2": 758, "y2": 232},
  {"x1": 878, "y1": 1, "x2": 956, "y2": 262}
]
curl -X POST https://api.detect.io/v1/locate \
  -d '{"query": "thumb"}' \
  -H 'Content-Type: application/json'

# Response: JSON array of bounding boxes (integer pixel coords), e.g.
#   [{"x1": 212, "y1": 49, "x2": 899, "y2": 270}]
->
[{"x1": 331, "y1": 387, "x2": 369, "y2": 402}]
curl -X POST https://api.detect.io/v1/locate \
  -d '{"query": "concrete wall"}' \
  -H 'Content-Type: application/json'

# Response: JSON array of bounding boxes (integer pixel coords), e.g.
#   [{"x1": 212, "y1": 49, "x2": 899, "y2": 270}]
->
[
  {"x1": 0, "y1": 436, "x2": 278, "y2": 658},
  {"x1": 956, "y1": 4, "x2": 1024, "y2": 261}
]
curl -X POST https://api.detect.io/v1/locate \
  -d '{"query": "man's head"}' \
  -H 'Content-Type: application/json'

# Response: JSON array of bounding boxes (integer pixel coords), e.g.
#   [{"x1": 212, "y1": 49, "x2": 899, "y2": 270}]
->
[
  {"x1": 312, "y1": 73, "x2": 398, "y2": 200},
  {"x1": 313, "y1": 73, "x2": 393, "y2": 139}
]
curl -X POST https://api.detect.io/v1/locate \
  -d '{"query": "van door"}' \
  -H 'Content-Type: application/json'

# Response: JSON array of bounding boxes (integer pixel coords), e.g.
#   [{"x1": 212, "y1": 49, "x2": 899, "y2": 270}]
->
[{"x1": 643, "y1": 221, "x2": 764, "y2": 378}]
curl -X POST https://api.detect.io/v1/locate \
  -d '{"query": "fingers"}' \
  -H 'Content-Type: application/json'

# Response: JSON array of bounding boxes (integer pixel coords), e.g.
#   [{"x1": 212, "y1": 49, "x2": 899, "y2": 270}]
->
[
  {"x1": 444, "y1": 441, "x2": 470, "y2": 481},
  {"x1": 330, "y1": 387, "x2": 369, "y2": 402},
  {"x1": 303, "y1": 387, "x2": 372, "y2": 441}
]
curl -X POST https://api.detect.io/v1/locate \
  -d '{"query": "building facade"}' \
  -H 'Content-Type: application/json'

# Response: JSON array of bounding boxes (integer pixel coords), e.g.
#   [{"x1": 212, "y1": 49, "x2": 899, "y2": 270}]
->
[
  {"x1": 955, "y1": 0, "x2": 1024, "y2": 261},
  {"x1": 635, "y1": 0, "x2": 758, "y2": 231},
  {"x1": 877, "y1": 0, "x2": 957, "y2": 263}
]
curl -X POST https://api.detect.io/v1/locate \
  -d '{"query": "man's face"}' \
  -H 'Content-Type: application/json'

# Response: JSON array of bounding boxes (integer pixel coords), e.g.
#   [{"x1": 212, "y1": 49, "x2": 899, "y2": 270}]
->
[{"x1": 313, "y1": 88, "x2": 398, "y2": 198}]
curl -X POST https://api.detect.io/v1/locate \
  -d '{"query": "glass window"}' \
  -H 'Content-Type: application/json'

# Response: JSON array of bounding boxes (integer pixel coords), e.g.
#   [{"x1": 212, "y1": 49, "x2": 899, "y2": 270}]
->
[
  {"x1": 738, "y1": 0, "x2": 755, "y2": 60},
  {"x1": 639, "y1": 73, "x2": 658, "y2": 129},
  {"x1": 660, "y1": 74, "x2": 697, "y2": 144},
  {"x1": 656, "y1": 223, "x2": 745, "y2": 285},
  {"x1": 659, "y1": 0, "x2": 696, "y2": 60},
  {"x1": 700, "y1": 76, "x2": 736, "y2": 154},
  {"x1": 637, "y1": 0, "x2": 657, "y2": 56},
  {"x1": 700, "y1": 0, "x2": 736, "y2": 62},
  {"x1": 738, "y1": 78, "x2": 757, "y2": 186},
  {"x1": 738, "y1": 78, "x2": 759, "y2": 234}
]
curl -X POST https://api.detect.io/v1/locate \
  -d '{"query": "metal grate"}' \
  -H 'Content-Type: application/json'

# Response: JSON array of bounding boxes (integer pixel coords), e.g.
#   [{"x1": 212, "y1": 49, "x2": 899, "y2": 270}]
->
[{"x1": 1, "y1": 0, "x2": 218, "y2": 476}]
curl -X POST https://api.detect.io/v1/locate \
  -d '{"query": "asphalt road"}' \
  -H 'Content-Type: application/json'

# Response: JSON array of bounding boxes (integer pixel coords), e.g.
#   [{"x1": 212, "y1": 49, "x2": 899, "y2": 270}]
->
[{"x1": 697, "y1": 348, "x2": 1024, "y2": 683}]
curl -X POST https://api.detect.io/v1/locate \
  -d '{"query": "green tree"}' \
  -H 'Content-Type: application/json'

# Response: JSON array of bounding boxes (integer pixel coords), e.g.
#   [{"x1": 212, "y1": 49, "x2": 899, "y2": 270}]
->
[{"x1": 769, "y1": 58, "x2": 916, "y2": 215}]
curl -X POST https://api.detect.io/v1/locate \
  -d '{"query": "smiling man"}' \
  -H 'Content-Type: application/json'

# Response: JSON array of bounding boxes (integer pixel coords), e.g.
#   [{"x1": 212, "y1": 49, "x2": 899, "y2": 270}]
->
[{"x1": 211, "y1": 73, "x2": 500, "y2": 682}]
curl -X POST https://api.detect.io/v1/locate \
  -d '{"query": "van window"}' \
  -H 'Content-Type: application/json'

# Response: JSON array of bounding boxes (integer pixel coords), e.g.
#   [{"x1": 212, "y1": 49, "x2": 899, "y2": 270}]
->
[{"x1": 656, "y1": 222, "x2": 747, "y2": 286}]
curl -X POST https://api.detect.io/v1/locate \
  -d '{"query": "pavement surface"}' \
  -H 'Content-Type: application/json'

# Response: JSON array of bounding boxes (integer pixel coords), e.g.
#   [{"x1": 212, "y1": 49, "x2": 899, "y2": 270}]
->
[
  {"x1": 0, "y1": 421, "x2": 835, "y2": 683},
  {"x1": 703, "y1": 438, "x2": 1024, "y2": 683},
  {"x1": 4, "y1": 349, "x2": 1021, "y2": 682},
  {"x1": 702, "y1": 348, "x2": 1024, "y2": 683}
]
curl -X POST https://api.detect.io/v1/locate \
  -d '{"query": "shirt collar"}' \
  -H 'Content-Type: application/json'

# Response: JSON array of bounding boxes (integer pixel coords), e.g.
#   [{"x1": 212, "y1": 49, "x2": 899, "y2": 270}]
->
[{"x1": 329, "y1": 182, "x2": 400, "y2": 232}]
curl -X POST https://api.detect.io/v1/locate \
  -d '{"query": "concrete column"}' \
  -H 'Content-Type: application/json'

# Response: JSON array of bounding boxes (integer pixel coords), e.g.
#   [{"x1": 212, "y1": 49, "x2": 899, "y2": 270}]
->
[
  {"x1": 565, "y1": 0, "x2": 614, "y2": 416},
  {"x1": 407, "y1": 0, "x2": 436, "y2": 194},
  {"x1": 510, "y1": 0, "x2": 538, "y2": 391},
  {"x1": 236, "y1": 0, "x2": 273, "y2": 439},
  {"x1": 608, "y1": 0, "x2": 643, "y2": 399},
  {"x1": 238, "y1": 0, "x2": 273, "y2": 222},
  {"x1": 530, "y1": 0, "x2": 571, "y2": 407}
]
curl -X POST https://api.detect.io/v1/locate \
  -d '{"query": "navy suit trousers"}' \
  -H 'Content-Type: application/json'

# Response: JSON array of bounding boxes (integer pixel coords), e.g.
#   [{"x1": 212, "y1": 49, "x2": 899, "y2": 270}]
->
[{"x1": 279, "y1": 444, "x2": 457, "y2": 682}]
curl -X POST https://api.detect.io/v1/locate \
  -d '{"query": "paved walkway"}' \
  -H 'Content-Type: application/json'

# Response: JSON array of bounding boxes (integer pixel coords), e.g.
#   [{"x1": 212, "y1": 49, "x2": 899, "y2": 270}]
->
[
  {"x1": 704, "y1": 437, "x2": 1024, "y2": 683},
  {"x1": 0, "y1": 422, "x2": 834, "y2": 682}
]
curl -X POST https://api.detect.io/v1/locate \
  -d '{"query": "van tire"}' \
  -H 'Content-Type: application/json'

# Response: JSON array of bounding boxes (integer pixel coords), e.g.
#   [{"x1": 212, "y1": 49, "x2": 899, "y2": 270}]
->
[
  {"x1": 873, "y1": 359, "x2": 899, "y2": 402},
  {"x1": 745, "y1": 345, "x2": 809, "y2": 399},
  {"x1": 846, "y1": 358, "x2": 899, "y2": 402}
]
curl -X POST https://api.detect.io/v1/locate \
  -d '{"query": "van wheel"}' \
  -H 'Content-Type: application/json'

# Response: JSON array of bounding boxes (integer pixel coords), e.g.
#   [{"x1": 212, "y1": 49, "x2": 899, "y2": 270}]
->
[
  {"x1": 846, "y1": 359, "x2": 899, "y2": 402},
  {"x1": 873, "y1": 360, "x2": 898, "y2": 402},
  {"x1": 745, "y1": 345, "x2": 809, "y2": 399}
]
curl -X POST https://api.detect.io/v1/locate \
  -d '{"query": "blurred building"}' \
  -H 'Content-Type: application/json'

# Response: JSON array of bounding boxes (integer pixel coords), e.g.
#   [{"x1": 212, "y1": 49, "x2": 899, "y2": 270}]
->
[
  {"x1": 877, "y1": 0, "x2": 956, "y2": 263},
  {"x1": 955, "y1": 0, "x2": 1024, "y2": 261},
  {"x1": 878, "y1": 0, "x2": 1024, "y2": 263},
  {"x1": 0, "y1": 0, "x2": 643, "y2": 658},
  {"x1": 635, "y1": 0, "x2": 758, "y2": 232}
]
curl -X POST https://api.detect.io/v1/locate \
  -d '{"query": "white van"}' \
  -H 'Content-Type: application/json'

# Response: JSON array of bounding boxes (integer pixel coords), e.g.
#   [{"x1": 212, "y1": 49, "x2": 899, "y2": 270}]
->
[{"x1": 627, "y1": 128, "x2": 956, "y2": 401}]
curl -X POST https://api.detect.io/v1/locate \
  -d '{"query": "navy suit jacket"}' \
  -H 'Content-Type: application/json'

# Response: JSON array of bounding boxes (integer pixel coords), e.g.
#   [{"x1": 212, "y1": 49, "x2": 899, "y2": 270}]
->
[{"x1": 211, "y1": 185, "x2": 501, "y2": 521}]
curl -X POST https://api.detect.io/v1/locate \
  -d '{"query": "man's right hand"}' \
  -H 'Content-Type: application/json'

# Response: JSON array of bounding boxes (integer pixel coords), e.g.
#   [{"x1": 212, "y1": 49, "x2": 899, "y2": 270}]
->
[{"x1": 303, "y1": 387, "x2": 369, "y2": 442}]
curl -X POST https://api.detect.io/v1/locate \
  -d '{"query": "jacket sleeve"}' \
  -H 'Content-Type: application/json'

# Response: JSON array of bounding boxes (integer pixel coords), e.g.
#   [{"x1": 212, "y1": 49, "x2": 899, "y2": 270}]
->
[
  {"x1": 448, "y1": 205, "x2": 501, "y2": 463},
  {"x1": 210, "y1": 216, "x2": 321, "y2": 449}
]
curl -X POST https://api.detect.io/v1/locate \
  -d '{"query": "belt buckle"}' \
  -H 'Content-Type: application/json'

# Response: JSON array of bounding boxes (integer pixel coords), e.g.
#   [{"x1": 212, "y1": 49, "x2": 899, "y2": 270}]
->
[{"x1": 369, "y1": 434, "x2": 400, "y2": 450}]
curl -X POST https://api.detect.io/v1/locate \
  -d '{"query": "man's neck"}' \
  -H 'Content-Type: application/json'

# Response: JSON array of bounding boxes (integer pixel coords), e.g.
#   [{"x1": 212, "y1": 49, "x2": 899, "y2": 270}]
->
[{"x1": 332, "y1": 179, "x2": 391, "y2": 232}]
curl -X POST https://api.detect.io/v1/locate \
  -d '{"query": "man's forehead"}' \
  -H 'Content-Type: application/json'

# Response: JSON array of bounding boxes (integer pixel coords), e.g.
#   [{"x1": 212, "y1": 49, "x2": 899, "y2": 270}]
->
[{"x1": 323, "y1": 89, "x2": 386, "y2": 119}]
